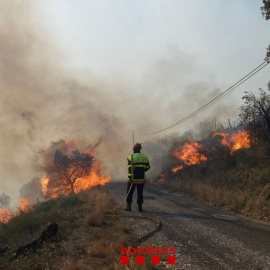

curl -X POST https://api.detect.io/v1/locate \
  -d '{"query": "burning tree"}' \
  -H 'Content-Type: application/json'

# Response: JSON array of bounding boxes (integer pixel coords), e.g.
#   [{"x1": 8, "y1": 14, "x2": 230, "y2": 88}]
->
[
  {"x1": 45, "y1": 149, "x2": 95, "y2": 196},
  {"x1": 41, "y1": 140, "x2": 110, "y2": 199},
  {"x1": 239, "y1": 84, "x2": 270, "y2": 140}
]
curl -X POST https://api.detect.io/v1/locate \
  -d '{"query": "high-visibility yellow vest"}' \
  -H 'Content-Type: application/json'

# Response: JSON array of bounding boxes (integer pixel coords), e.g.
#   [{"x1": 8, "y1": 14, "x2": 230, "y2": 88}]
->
[{"x1": 127, "y1": 153, "x2": 150, "y2": 183}]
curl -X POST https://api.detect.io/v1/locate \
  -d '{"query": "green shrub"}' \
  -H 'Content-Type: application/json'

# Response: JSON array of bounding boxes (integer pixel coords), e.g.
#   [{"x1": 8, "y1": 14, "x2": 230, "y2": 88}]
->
[{"x1": 60, "y1": 194, "x2": 78, "y2": 208}]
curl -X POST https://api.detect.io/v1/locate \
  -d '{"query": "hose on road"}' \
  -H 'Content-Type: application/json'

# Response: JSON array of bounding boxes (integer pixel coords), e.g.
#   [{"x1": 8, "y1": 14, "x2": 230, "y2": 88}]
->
[
  {"x1": 106, "y1": 214, "x2": 161, "y2": 247},
  {"x1": 108, "y1": 183, "x2": 134, "y2": 212},
  {"x1": 106, "y1": 182, "x2": 161, "y2": 268}
]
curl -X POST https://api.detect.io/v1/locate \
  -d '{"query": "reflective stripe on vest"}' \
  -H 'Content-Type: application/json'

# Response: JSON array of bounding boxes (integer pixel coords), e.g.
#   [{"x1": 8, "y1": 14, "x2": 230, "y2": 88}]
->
[{"x1": 127, "y1": 153, "x2": 149, "y2": 183}]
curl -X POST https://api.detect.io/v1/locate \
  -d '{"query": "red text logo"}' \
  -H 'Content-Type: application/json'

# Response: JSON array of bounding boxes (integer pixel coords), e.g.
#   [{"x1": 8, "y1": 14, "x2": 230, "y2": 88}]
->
[{"x1": 121, "y1": 245, "x2": 176, "y2": 265}]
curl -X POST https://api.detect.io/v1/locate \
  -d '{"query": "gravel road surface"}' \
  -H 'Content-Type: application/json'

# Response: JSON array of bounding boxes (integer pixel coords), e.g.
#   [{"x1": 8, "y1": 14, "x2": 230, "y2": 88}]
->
[{"x1": 108, "y1": 182, "x2": 270, "y2": 270}]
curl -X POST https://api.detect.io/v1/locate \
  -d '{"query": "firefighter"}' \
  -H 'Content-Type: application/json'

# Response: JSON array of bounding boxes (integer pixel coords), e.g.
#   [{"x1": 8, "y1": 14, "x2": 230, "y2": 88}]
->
[{"x1": 125, "y1": 143, "x2": 150, "y2": 212}]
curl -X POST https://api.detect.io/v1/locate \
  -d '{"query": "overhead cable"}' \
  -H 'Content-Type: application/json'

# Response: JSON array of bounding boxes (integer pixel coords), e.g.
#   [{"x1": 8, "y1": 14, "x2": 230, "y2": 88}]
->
[{"x1": 144, "y1": 61, "x2": 269, "y2": 135}]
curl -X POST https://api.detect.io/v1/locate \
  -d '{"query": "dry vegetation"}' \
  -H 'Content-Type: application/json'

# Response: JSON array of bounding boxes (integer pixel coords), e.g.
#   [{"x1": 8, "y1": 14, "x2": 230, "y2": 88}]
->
[
  {"x1": 0, "y1": 187, "x2": 137, "y2": 270},
  {"x1": 155, "y1": 144, "x2": 270, "y2": 221}
]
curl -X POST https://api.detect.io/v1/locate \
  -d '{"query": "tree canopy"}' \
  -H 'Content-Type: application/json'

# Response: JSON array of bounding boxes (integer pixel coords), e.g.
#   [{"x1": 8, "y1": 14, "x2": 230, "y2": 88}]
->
[
  {"x1": 46, "y1": 149, "x2": 95, "y2": 196},
  {"x1": 239, "y1": 82, "x2": 270, "y2": 140}
]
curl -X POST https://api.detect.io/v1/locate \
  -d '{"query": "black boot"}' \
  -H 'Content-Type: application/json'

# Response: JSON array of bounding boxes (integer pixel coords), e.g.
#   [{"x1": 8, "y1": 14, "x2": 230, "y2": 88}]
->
[
  {"x1": 125, "y1": 203, "x2": 131, "y2": 211},
  {"x1": 138, "y1": 204, "x2": 143, "y2": 212}
]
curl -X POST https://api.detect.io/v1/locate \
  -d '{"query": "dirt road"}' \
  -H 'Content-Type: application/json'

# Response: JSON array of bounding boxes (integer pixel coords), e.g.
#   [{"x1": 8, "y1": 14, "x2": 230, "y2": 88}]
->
[{"x1": 108, "y1": 181, "x2": 270, "y2": 270}]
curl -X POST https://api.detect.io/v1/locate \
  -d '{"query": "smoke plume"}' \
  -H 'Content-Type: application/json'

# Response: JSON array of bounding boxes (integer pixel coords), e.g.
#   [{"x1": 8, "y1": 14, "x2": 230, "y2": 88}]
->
[{"x1": 0, "y1": 1, "x2": 239, "y2": 206}]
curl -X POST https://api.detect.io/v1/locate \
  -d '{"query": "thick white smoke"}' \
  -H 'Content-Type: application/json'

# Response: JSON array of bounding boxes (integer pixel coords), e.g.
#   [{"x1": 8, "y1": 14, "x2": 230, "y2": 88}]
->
[{"x1": 0, "y1": 1, "x2": 240, "y2": 206}]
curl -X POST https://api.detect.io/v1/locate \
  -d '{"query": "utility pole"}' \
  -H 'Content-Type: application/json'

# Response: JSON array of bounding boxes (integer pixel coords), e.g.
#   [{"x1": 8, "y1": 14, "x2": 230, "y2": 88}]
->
[
  {"x1": 228, "y1": 119, "x2": 232, "y2": 131},
  {"x1": 132, "y1": 130, "x2": 134, "y2": 145},
  {"x1": 214, "y1": 117, "x2": 217, "y2": 131}
]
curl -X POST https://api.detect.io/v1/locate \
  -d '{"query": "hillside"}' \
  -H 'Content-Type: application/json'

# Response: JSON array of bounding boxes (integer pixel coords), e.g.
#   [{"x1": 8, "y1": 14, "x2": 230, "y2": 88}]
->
[
  {"x1": 0, "y1": 187, "x2": 136, "y2": 270},
  {"x1": 153, "y1": 142, "x2": 270, "y2": 221}
]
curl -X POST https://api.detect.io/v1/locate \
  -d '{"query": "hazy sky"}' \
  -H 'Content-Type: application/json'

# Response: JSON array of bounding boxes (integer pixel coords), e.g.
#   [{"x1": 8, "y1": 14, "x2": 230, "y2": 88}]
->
[
  {"x1": 40, "y1": 0, "x2": 269, "y2": 86},
  {"x1": 37, "y1": 0, "x2": 270, "y2": 134},
  {"x1": 0, "y1": 1, "x2": 269, "y2": 205}
]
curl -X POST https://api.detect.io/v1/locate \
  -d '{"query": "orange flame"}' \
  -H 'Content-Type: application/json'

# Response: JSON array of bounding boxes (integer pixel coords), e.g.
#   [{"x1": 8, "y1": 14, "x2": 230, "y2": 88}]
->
[
  {"x1": 0, "y1": 195, "x2": 32, "y2": 223},
  {"x1": 40, "y1": 139, "x2": 111, "y2": 199},
  {"x1": 212, "y1": 130, "x2": 250, "y2": 153},
  {"x1": 160, "y1": 131, "x2": 251, "y2": 181},
  {"x1": 41, "y1": 141, "x2": 111, "y2": 200},
  {"x1": 73, "y1": 161, "x2": 111, "y2": 193},
  {"x1": 41, "y1": 174, "x2": 49, "y2": 198},
  {"x1": 0, "y1": 208, "x2": 11, "y2": 224},
  {"x1": 158, "y1": 173, "x2": 167, "y2": 183},
  {"x1": 172, "y1": 139, "x2": 207, "y2": 170},
  {"x1": 171, "y1": 165, "x2": 184, "y2": 173},
  {"x1": 19, "y1": 196, "x2": 31, "y2": 212}
]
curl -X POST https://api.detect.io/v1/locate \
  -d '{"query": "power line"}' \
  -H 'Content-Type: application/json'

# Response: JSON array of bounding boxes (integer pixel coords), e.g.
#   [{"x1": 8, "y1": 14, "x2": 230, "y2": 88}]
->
[
  {"x1": 144, "y1": 61, "x2": 269, "y2": 135},
  {"x1": 156, "y1": 62, "x2": 268, "y2": 132}
]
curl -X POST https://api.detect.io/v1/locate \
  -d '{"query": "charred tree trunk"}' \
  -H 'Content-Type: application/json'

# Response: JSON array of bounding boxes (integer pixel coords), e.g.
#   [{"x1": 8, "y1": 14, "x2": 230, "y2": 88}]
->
[{"x1": 70, "y1": 182, "x2": 75, "y2": 194}]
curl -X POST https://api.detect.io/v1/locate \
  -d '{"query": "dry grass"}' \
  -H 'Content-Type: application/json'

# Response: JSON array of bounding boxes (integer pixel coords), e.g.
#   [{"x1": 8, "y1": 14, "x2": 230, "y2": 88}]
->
[
  {"x1": 87, "y1": 239, "x2": 108, "y2": 258},
  {"x1": 62, "y1": 260, "x2": 87, "y2": 270},
  {"x1": 0, "y1": 188, "x2": 135, "y2": 270},
  {"x1": 158, "y1": 178, "x2": 270, "y2": 221},
  {"x1": 80, "y1": 190, "x2": 111, "y2": 226},
  {"x1": 155, "y1": 145, "x2": 270, "y2": 221}
]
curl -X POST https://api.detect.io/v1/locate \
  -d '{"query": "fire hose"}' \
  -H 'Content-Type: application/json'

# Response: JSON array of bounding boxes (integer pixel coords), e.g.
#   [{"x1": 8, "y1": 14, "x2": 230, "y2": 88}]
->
[
  {"x1": 108, "y1": 154, "x2": 135, "y2": 212},
  {"x1": 107, "y1": 182, "x2": 134, "y2": 212},
  {"x1": 105, "y1": 214, "x2": 161, "y2": 269},
  {"x1": 106, "y1": 214, "x2": 161, "y2": 247},
  {"x1": 106, "y1": 197, "x2": 161, "y2": 262}
]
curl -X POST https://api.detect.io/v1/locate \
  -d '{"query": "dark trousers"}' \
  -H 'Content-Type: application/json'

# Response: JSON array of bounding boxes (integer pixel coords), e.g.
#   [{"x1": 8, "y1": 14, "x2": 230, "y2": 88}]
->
[{"x1": 126, "y1": 183, "x2": 144, "y2": 205}]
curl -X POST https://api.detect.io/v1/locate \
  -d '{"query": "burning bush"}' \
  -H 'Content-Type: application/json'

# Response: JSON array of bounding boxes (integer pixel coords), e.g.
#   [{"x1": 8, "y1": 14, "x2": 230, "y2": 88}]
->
[
  {"x1": 171, "y1": 139, "x2": 208, "y2": 173},
  {"x1": 212, "y1": 130, "x2": 251, "y2": 153},
  {"x1": 0, "y1": 209, "x2": 11, "y2": 224},
  {"x1": 153, "y1": 128, "x2": 270, "y2": 221},
  {"x1": 0, "y1": 196, "x2": 33, "y2": 224},
  {"x1": 170, "y1": 130, "x2": 251, "y2": 173},
  {"x1": 156, "y1": 130, "x2": 252, "y2": 184}
]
